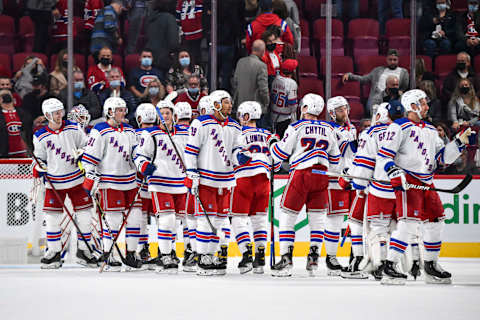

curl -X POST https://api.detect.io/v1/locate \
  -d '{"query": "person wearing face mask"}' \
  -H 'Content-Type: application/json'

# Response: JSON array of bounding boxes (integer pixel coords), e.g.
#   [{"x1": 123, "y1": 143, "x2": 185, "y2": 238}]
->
[
  {"x1": 420, "y1": 0, "x2": 456, "y2": 57},
  {"x1": 87, "y1": 46, "x2": 125, "y2": 93},
  {"x1": 21, "y1": 72, "x2": 51, "y2": 131},
  {"x1": 49, "y1": 49, "x2": 72, "y2": 97},
  {"x1": 140, "y1": 78, "x2": 166, "y2": 106},
  {"x1": 378, "y1": 75, "x2": 403, "y2": 105},
  {"x1": 261, "y1": 25, "x2": 283, "y2": 87},
  {"x1": 343, "y1": 49, "x2": 409, "y2": 114},
  {"x1": 448, "y1": 78, "x2": 480, "y2": 130},
  {"x1": 59, "y1": 70, "x2": 102, "y2": 121},
  {"x1": 455, "y1": 0, "x2": 480, "y2": 57},
  {"x1": 166, "y1": 49, "x2": 208, "y2": 94},
  {"x1": 128, "y1": 48, "x2": 165, "y2": 99},
  {"x1": 0, "y1": 89, "x2": 32, "y2": 158},
  {"x1": 442, "y1": 51, "x2": 480, "y2": 103},
  {"x1": 174, "y1": 74, "x2": 206, "y2": 118},
  {"x1": 0, "y1": 76, "x2": 22, "y2": 108}
]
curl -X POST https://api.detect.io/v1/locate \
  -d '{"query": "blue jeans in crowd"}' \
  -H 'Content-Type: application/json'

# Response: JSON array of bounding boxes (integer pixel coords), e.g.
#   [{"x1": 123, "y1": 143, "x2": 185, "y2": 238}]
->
[
  {"x1": 424, "y1": 38, "x2": 452, "y2": 57},
  {"x1": 378, "y1": 0, "x2": 404, "y2": 34}
]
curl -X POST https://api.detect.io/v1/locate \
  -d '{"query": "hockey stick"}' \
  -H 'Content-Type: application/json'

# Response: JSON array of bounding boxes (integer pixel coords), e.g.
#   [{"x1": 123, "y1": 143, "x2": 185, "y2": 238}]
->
[
  {"x1": 155, "y1": 107, "x2": 217, "y2": 234},
  {"x1": 311, "y1": 169, "x2": 473, "y2": 194},
  {"x1": 340, "y1": 225, "x2": 350, "y2": 248},
  {"x1": 269, "y1": 157, "x2": 276, "y2": 268}
]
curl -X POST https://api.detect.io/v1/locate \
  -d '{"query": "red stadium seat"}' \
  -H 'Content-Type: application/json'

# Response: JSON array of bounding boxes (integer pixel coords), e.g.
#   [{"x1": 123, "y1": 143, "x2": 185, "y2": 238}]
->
[
  {"x1": 355, "y1": 55, "x2": 386, "y2": 74},
  {"x1": 0, "y1": 15, "x2": 16, "y2": 54},
  {"x1": 18, "y1": 16, "x2": 35, "y2": 52},
  {"x1": 398, "y1": 55, "x2": 433, "y2": 73},
  {"x1": 320, "y1": 56, "x2": 353, "y2": 78},
  {"x1": 125, "y1": 54, "x2": 140, "y2": 74},
  {"x1": 50, "y1": 53, "x2": 86, "y2": 73},
  {"x1": 298, "y1": 56, "x2": 318, "y2": 78},
  {"x1": 331, "y1": 78, "x2": 361, "y2": 103},
  {"x1": 435, "y1": 54, "x2": 457, "y2": 80},
  {"x1": 348, "y1": 101, "x2": 366, "y2": 121},
  {"x1": 347, "y1": 19, "x2": 379, "y2": 56},
  {"x1": 299, "y1": 37, "x2": 312, "y2": 56},
  {"x1": 300, "y1": 18, "x2": 310, "y2": 38},
  {"x1": 0, "y1": 53, "x2": 12, "y2": 77},
  {"x1": 386, "y1": 19, "x2": 411, "y2": 56},
  {"x1": 313, "y1": 18, "x2": 344, "y2": 57},
  {"x1": 304, "y1": 0, "x2": 323, "y2": 21},
  {"x1": 474, "y1": 55, "x2": 480, "y2": 74},
  {"x1": 298, "y1": 78, "x2": 324, "y2": 98},
  {"x1": 13, "y1": 52, "x2": 48, "y2": 73}
]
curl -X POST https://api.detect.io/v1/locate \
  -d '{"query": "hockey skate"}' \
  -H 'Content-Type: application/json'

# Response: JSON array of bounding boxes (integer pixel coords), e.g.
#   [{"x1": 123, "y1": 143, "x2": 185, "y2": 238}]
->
[
  {"x1": 197, "y1": 254, "x2": 215, "y2": 276},
  {"x1": 157, "y1": 254, "x2": 179, "y2": 274},
  {"x1": 182, "y1": 244, "x2": 193, "y2": 266},
  {"x1": 139, "y1": 244, "x2": 150, "y2": 262},
  {"x1": 271, "y1": 246, "x2": 293, "y2": 277},
  {"x1": 182, "y1": 245, "x2": 197, "y2": 272},
  {"x1": 370, "y1": 261, "x2": 385, "y2": 281},
  {"x1": 381, "y1": 260, "x2": 407, "y2": 285},
  {"x1": 252, "y1": 245, "x2": 266, "y2": 274},
  {"x1": 76, "y1": 249, "x2": 99, "y2": 268},
  {"x1": 325, "y1": 255, "x2": 346, "y2": 276},
  {"x1": 341, "y1": 256, "x2": 368, "y2": 279},
  {"x1": 171, "y1": 249, "x2": 180, "y2": 265},
  {"x1": 123, "y1": 251, "x2": 143, "y2": 271},
  {"x1": 238, "y1": 243, "x2": 253, "y2": 274},
  {"x1": 40, "y1": 250, "x2": 62, "y2": 269},
  {"x1": 213, "y1": 245, "x2": 228, "y2": 276},
  {"x1": 409, "y1": 260, "x2": 421, "y2": 280},
  {"x1": 306, "y1": 246, "x2": 319, "y2": 276},
  {"x1": 102, "y1": 254, "x2": 122, "y2": 272},
  {"x1": 424, "y1": 261, "x2": 452, "y2": 284}
]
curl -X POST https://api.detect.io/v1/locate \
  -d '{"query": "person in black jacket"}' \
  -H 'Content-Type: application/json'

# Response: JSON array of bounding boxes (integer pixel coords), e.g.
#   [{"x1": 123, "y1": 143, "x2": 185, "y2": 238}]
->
[
  {"x1": 420, "y1": 0, "x2": 456, "y2": 57},
  {"x1": 145, "y1": 0, "x2": 179, "y2": 76}
]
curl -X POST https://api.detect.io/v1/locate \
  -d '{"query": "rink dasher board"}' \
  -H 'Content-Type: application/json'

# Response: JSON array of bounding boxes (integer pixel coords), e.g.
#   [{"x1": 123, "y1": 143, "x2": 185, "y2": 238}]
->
[{"x1": 0, "y1": 174, "x2": 479, "y2": 257}]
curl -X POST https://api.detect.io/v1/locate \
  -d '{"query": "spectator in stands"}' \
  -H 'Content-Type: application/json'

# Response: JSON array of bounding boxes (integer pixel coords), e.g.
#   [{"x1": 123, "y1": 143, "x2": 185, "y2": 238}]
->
[
  {"x1": 376, "y1": 75, "x2": 403, "y2": 106},
  {"x1": 90, "y1": 0, "x2": 124, "y2": 56},
  {"x1": 442, "y1": 51, "x2": 480, "y2": 101},
  {"x1": 378, "y1": 0, "x2": 404, "y2": 35},
  {"x1": 358, "y1": 118, "x2": 371, "y2": 133},
  {"x1": 84, "y1": 0, "x2": 105, "y2": 41},
  {"x1": 233, "y1": 40, "x2": 270, "y2": 126},
  {"x1": 0, "y1": 89, "x2": 31, "y2": 158},
  {"x1": 415, "y1": 57, "x2": 435, "y2": 85},
  {"x1": 175, "y1": 74, "x2": 206, "y2": 118},
  {"x1": 282, "y1": 0, "x2": 300, "y2": 25},
  {"x1": 51, "y1": 0, "x2": 77, "y2": 53},
  {"x1": 21, "y1": 73, "x2": 51, "y2": 131},
  {"x1": 87, "y1": 46, "x2": 125, "y2": 93},
  {"x1": 273, "y1": 0, "x2": 300, "y2": 52},
  {"x1": 420, "y1": 80, "x2": 442, "y2": 123},
  {"x1": 49, "y1": 49, "x2": 69, "y2": 97},
  {"x1": 25, "y1": 0, "x2": 56, "y2": 54},
  {"x1": 129, "y1": 48, "x2": 165, "y2": 100},
  {"x1": 435, "y1": 122, "x2": 451, "y2": 145},
  {"x1": 448, "y1": 78, "x2": 480, "y2": 130},
  {"x1": 176, "y1": 0, "x2": 204, "y2": 64},
  {"x1": 245, "y1": 0, "x2": 294, "y2": 53},
  {"x1": 455, "y1": 0, "x2": 480, "y2": 57},
  {"x1": 420, "y1": 0, "x2": 456, "y2": 57},
  {"x1": 13, "y1": 56, "x2": 46, "y2": 98},
  {"x1": 139, "y1": 78, "x2": 166, "y2": 105},
  {"x1": 0, "y1": 77, "x2": 22, "y2": 108},
  {"x1": 166, "y1": 49, "x2": 208, "y2": 94},
  {"x1": 336, "y1": 0, "x2": 360, "y2": 21},
  {"x1": 146, "y1": 0, "x2": 179, "y2": 76},
  {"x1": 261, "y1": 26, "x2": 283, "y2": 85},
  {"x1": 244, "y1": 0, "x2": 259, "y2": 23},
  {"x1": 126, "y1": 0, "x2": 148, "y2": 54},
  {"x1": 342, "y1": 49, "x2": 409, "y2": 113},
  {"x1": 59, "y1": 70, "x2": 102, "y2": 120},
  {"x1": 99, "y1": 68, "x2": 138, "y2": 125}
]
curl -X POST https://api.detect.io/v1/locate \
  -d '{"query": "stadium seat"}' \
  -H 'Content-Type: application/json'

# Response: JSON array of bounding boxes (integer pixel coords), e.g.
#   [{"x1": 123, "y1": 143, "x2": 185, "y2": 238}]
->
[
  {"x1": 451, "y1": 0, "x2": 467, "y2": 12},
  {"x1": 355, "y1": 55, "x2": 386, "y2": 74},
  {"x1": 0, "y1": 15, "x2": 16, "y2": 54},
  {"x1": 0, "y1": 53, "x2": 12, "y2": 77},
  {"x1": 331, "y1": 78, "x2": 361, "y2": 103},
  {"x1": 385, "y1": 19, "x2": 411, "y2": 56},
  {"x1": 300, "y1": 18, "x2": 310, "y2": 38},
  {"x1": 435, "y1": 54, "x2": 457, "y2": 80},
  {"x1": 298, "y1": 56, "x2": 318, "y2": 78},
  {"x1": 299, "y1": 37, "x2": 312, "y2": 56},
  {"x1": 125, "y1": 54, "x2": 140, "y2": 74},
  {"x1": 88, "y1": 54, "x2": 124, "y2": 70},
  {"x1": 298, "y1": 78, "x2": 324, "y2": 99},
  {"x1": 313, "y1": 18, "x2": 344, "y2": 57},
  {"x1": 13, "y1": 52, "x2": 48, "y2": 73},
  {"x1": 304, "y1": 0, "x2": 323, "y2": 21},
  {"x1": 398, "y1": 55, "x2": 433, "y2": 73},
  {"x1": 474, "y1": 55, "x2": 480, "y2": 74},
  {"x1": 320, "y1": 56, "x2": 353, "y2": 78},
  {"x1": 347, "y1": 18, "x2": 379, "y2": 56},
  {"x1": 348, "y1": 101, "x2": 366, "y2": 121},
  {"x1": 50, "y1": 53, "x2": 86, "y2": 73},
  {"x1": 18, "y1": 16, "x2": 35, "y2": 52}
]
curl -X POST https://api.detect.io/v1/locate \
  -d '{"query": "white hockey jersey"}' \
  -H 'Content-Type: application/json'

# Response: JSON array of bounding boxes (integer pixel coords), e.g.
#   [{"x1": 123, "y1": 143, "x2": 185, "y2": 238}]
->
[
  {"x1": 135, "y1": 125, "x2": 188, "y2": 194},
  {"x1": 328, "y1": 121, "x2": 357, "y2": 189},
  {"x1": 82, "y1": 122, "x2": 138, "y2": 190},
  {"x1": 270, "y1": 75, "x2": 298, "y2": 123},
  {"x1": 350, "y1": 123, "x2": 394, "y2": 199},
  {"x1": 234, "y1": 126, "x2": 280, "y2": 179},
  {"x1": 184, "y1": 115, "x2": 242, "y2": 188},
  {"x1": 33, "y1": 120, "x2": 88, "y2": 190},
  {"x1": 270, "y1": 119, "x2": 340, "y2": 172},
  {"x1": 135, "y1": 128, "x2": 150, "y2": 198},
  {"x1": 377, "y1": 118, "x2": 463, "y2": 184}
]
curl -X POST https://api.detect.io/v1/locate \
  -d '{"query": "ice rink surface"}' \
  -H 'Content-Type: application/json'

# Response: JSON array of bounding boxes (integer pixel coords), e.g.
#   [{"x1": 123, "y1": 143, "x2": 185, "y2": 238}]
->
[{"x1": 1, "y1": 257, "x2": 479, "y2": 320}]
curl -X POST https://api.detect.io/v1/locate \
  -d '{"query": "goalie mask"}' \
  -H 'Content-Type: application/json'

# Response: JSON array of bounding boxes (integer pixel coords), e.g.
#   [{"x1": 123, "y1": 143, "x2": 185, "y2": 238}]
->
[
  {"x1": 135, "y1": 103, "x2": 157, "y2": 126},
  {"x1": 67, "y1": 104, "x2": 91, "y2": 128}
]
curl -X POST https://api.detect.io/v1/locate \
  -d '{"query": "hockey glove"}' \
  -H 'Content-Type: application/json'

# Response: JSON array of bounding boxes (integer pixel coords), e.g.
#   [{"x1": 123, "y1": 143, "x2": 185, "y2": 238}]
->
[
  {"x1": 338, "y1": 168, "x2": 352, "y2": 190},
  {"x1": 32, "y1": 161, "x2": 47, "y2": 178},
  {"x1": 82, "y1": 172, "x2": 100, "y2": 197},
  {"x1": 236, "y1": 151, "x2": 252, "y2": 166},
  {"x1": 386, "y1": 165, "x2": 407, "y2": 192},
  {"x1": 140, "y1": 161, "x2": 157, "y2": 177},
  {"x1": 455, "y1": 127, "x2": 474, "y2": 146},
  {"x1": 184, "y1": 172, "x2": 200, "y2": 195},
  {"x1": 267, "y1": 133, "x2": 281, "y2": 147}
]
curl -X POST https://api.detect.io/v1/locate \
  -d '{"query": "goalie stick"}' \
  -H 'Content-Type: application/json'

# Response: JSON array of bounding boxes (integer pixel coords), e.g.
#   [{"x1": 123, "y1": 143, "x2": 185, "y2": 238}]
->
[{"x1": 311, "y1": 169, "x2": 473, "y2": 194}]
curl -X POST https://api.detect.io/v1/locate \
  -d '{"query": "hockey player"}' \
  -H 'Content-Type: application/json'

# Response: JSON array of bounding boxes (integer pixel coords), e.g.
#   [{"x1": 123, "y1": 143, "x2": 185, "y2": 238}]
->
[
  {"x1": 377, "y1": 89, "x2": 474, "y2": 285},
  {"x1": 231, "y1": 101, "x2": 280, "y2": 274},
  {"x1": 135, "y1": 100, "x2": 189, "y2": 273},
  {"x1": 67, "y1": 104, "x2": 91, "y2": 132},
  {"x1": 269, "y1": 93, "x2": 341, "y2": 277},
  {"x1": 198, "y1": 95, "x2": 214, "y2": 116},
  {"x1": 174, "y1": 101, "x2": 193, "y2": 128},
  {"x1": 81, "y1": 97, "x2": 143, "y2": 271},
  {"x1": 184, "y1": 90, "x2": 242, "y2": 276},
  {"x1": 324, "y1": 96, "x2": 358, "y2": 276},
  {"x1": 33, "y1": 98, "x2": 97, "y2": 268}
]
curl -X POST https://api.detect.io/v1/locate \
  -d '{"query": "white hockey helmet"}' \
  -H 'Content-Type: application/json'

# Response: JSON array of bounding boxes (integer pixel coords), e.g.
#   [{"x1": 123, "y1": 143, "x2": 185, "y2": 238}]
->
[
  {"x1": 300, "y1": 93, "x2": 325, "y2": 117},
  {"x1": 67, "y1": 104, "x2": 91, "y2": 128},
  {"x1": 42, "y1": 98, "x2": 64, "y2": 119},
  {"x1": 210, "y1": 90, "x2": 232, "y2": 110},
  {"x1": 372, "y1": 102, "x2": 390, "y2": 125},
  {"x1": 327, "y1": 96, "x2": 349, "y2": 120},
  {"x1": 199, "y1": 95, "x2": 214, "y2": 115},
  {"x1": 103, "y1": 97, "x2": 127, "y2": 118},
  {"x1": 157, "y1": 99, "x2": 175, "y2": 112},
  {"x1": 174, "y1": 102, "x2": 193, "y2": 121},
  {"x1": 237, "y1": 101, "x2": 262, "y2": 120},
  {"x1": 401, "y1": 89, "x2": 427, "y2": 119},
  {"x1": 135, "y1": 103, "x2": 157, "y2": 126}
]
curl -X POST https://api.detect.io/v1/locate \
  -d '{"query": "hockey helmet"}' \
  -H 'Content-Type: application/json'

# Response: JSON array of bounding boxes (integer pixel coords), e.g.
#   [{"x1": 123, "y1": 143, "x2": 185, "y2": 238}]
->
[
  {"x1": 326, "y1": 96, "x2": 349, "y2": 120},
  {"x1": 67, "y1": 104, "x2": 91, "y2": 128},
  {"x1": 372, "y1": 102, "x2": 390, "y2": 125},
  {"x1": 174, "y1": 102, "x2": 193, "y2": 121},
  {"x1": 103, "y1": 97, "x2": 127, "y2": 118},
  {"x1": 42, "y1": 98, "x2": 64, "y2": 120},
  {"x1": 199, "y1": 95, "x2": 214, "y2": 115},
  {"x1": 300, "y1": 93, "x2": 325, "y2": 117},
  {"x1": 401, "y1": 89, "x2": 427, "y2": 119},
  {"x1": 210, "y1": 90, "x2": 232, "y2": 110},
  {"x1": 135, "y1": 103, "x2": 157, "y2": 126},
  {"x1": 237, "y1": 101, "x2": 262, "y2": 120}
]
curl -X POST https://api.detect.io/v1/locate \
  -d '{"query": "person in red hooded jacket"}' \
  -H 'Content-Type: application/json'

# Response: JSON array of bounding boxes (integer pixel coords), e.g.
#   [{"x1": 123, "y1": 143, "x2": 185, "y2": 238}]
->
[{"x1": 245, "y1": 0, "x2": 294, "y2": 53}]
